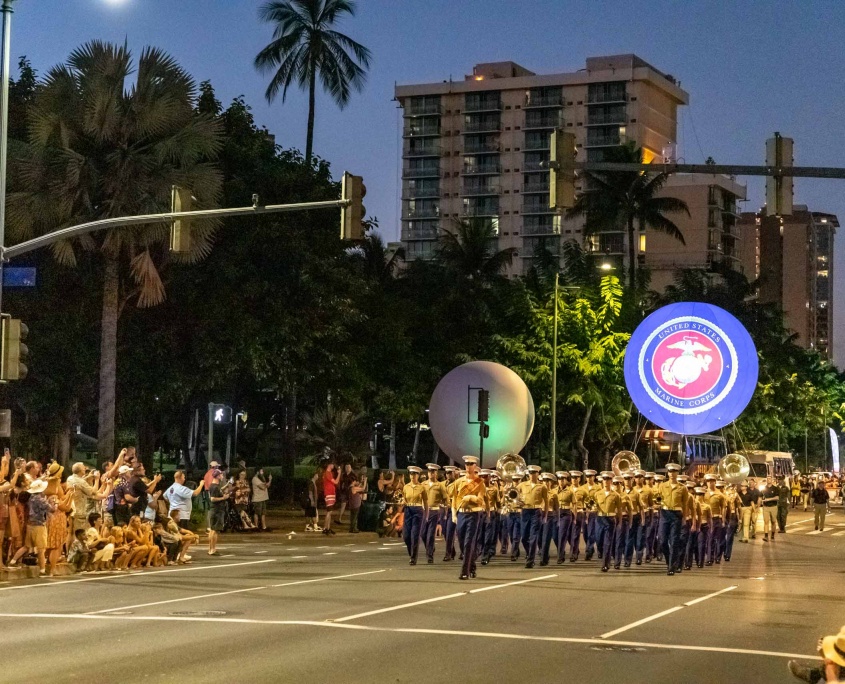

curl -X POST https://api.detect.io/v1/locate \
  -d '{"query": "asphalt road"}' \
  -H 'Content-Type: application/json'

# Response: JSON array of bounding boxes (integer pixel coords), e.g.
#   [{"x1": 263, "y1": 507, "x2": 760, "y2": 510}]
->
[{"x1": 0, "y1": 507, "x2": 841, "y2": 684}]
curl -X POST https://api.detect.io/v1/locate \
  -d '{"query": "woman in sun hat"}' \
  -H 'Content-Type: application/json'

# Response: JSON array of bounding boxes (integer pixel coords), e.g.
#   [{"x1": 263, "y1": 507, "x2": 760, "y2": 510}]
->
[{"x1": 788, "y1": 625, "x2": 845, "y2": 683}]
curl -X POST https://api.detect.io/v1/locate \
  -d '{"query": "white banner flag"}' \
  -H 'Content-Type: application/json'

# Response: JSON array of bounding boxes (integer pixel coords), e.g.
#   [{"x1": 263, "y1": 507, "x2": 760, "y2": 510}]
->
[{"x1": 830, "y1": 427, "x2": 840, "y2": 473}]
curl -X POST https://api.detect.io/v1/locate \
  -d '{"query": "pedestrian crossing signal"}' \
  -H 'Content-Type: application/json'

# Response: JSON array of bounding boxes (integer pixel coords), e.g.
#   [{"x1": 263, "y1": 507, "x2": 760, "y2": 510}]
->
[
  {"x1": 341, "y1": 172, "x2": 366, "y2": 241},
  {"x1": 0, "y1": 317, "x2": 28, "y2": 381}
]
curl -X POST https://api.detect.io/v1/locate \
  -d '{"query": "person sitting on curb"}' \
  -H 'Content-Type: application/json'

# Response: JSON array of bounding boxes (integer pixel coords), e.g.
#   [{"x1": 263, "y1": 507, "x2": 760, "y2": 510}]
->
[{"x1": 789, "y1": 625, "x2": 845, "y2": 683}]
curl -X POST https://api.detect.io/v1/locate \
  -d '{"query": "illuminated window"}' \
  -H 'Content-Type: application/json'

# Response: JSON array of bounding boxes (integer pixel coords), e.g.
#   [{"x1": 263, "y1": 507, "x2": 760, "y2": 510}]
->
[
  {"x1": 817, "y1": 270, "x2": 829, "y2": 277},
  {"x1": 639, "y1": 234, "x2": 646, "y2": 252}
]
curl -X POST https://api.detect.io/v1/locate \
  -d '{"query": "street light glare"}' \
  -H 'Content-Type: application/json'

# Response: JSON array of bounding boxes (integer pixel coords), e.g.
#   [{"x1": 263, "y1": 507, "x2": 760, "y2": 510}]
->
[{"x1": 600, "y1": 262, "x2": 614, "y2": 271}]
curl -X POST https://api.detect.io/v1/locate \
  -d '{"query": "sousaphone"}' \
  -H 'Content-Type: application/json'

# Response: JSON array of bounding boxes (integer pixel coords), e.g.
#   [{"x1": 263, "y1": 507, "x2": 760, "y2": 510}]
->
[
  {"x1": 611, "y1": 450, "x2": 641, "y2": 477},
  {"x1": 718, "y1": 453, "x2": 751, "y2": 485}
]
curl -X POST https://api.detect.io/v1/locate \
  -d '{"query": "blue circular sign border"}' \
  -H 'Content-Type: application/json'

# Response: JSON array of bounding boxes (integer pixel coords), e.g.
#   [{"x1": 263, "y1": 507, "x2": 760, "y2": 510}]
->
[{"x1": 624, "y1": 303, "x2": 758, "y2": 435}]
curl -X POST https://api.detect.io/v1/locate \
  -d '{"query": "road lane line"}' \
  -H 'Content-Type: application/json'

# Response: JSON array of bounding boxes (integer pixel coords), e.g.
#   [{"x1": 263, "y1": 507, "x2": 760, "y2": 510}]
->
[
  {"x1": 807, "y1": 530, "x2": 826, "y2": 535},
  {"x1": 832, "y1": 531, "x2": 845, "y2": 537},
  {"x1": 601, "y1": 585, "x2": 737, "y2": 638},
  {"x1": 331, "y1": 592, "x2": 467, "y2": 622},
  {"x1": 0, "y1": 613, "x2": 821, "y2": 661},
  {"x1": 469, "y1": 574, "x2": 557, "y2": 594},
  {"x1": 291, "y1": 556, "x2": 308, "y2": 559},
  {"x1": 0, "y1": 559, "x2": 277, "y2": 593},
  {"x1": 323, "y1": 552, "x2": 338, "y2": 556},
  {"x1": 683, "y1": 585, "x2": 737, "y2": 606},
  {"x1": 351, "y1": 550, "x2": 366, "y2": 553},
  {"x1": 87, "y1": 569, "x2": 387, "y2": 615}
]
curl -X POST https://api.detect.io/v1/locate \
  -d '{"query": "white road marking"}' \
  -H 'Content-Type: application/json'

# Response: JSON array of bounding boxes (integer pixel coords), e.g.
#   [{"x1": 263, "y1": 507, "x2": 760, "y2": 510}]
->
[
  {"x1": 323, "y1": 553, "x2": 338, "y2": 556},
  {"x1": 806, "y1": 530, "x2": 826, "y2": 535},
  {"x1": 254, "y1": 551, "x2": 269, "y2": 554},
  {"x1": 0, "y1": 613, "x2": 821, "y2": 661},
  {"x1": 683, "y1": 586, "x2": 737, "y2": 606},
  {"x1": 351, "y1": 550, "x2": 366, "y2": 553},
  {"x1": 316, "y1": 546, "x2": 329, "y2": 549},
  {"x1": 832, "y1": 531, "x2": 845, "y2": 537},
  {"x1": 221, "y1": 554, "x2": 235, "y2": 558},
  {"x1": 468, "y1": 575, "x2": 557, "y2": 594},
  {"x1": 382, "y1": 543, "x2": 404, "y2": 547},
  {"x1": 291, "y1": 556, "x2": 308, "y2": 559},
  {"x1": 601, "y1": 585, "x2": 738, "y2": 639},
  {"x1": 331, "y1": 592, "x2": 467, "y2": 623},
  {"x1": 0, "y1": 559, "x2": 277, "y2": 593},
  {"x1": 86, "y1": 569, "x2": 387, "y2": 615}
]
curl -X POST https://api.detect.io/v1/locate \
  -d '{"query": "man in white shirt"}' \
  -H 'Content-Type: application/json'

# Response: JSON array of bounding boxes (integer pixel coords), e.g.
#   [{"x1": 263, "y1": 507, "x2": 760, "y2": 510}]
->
[{"x1": 164, "y1": 471, "x2": 205, "y2": 530}]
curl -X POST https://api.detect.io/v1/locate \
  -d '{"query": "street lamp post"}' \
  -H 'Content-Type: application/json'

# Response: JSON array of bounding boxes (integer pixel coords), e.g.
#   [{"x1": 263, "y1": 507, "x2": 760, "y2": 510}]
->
[
  {"x1": 550, "y1": 272, "x2": 559, "y2": 473},
  {"x1": 0, "y1": 0, "x2": 14, "y2": 317}
]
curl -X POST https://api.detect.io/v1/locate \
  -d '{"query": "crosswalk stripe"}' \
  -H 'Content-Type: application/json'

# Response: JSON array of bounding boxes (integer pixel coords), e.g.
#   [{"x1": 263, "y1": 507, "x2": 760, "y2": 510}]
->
[
  {"x1": 832, "y1": 531, "x2": 845, "y2": 537},
  {"x1": 807, "y1": 530, "x2": 826, "y2": 535}
]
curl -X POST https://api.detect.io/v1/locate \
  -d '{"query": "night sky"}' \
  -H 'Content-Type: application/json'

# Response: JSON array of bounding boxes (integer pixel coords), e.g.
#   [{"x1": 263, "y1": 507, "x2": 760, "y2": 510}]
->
[{"x1": 12, "y1": 0, "x2": 845, "y2": 365}]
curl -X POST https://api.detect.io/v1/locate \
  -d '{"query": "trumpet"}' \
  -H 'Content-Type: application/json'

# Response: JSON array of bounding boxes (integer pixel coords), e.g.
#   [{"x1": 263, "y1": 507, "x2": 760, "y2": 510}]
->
[{"x1": 584, "y1": 493, "x2": 597, "y2": 511}]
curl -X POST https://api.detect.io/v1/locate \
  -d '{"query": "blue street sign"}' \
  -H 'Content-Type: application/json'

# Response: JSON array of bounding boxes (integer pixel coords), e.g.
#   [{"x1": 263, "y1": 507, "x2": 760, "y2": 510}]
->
[
  {"x1": 624, "y1": 302, "x2": 758, "y2": 435},
  {"x1": 3, "y1": 267, "x2": 36, "y2": 287}
]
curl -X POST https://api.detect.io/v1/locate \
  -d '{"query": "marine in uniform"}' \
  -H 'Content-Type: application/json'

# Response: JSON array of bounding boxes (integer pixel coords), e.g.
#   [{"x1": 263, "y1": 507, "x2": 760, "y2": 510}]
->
[
  {"x1": 583, "y1": 470, "x2": 600, "y2": 560},
  {"x1": 593, "y1": 474, "x2": 621, "y2": 572},
  {"x1": 476, "y1": 470, "x2": 493, "y2": 561},
  {"x1": 442, "y1": 466, "x2": 459, "y2": 561},
  {"x1": 402, "y1": 466, "x2": 429, "y2": 565},
  {"x1": 703, "y1": 474, "x2": 725, "y2": 564},
  {"x1": 421, "y1": 463, "x2": 448, "y2": 564},
  {"x1": 508, "y1": 473, "x2": 524, "y2": 561},
  {"x1": 652, "y1": 473, "x2": 666, "y2": 562},
  {"x1": 539, "y1": 473, "x2": 558, "y2": 566},
  {"x1": 556, "y1": 472, "x2": 574, "y2": 564},
  {"x1": 569, "y1": 471, "x2": 586, "y2": 562},
  {"x1": 452, "y1": 456, "x2": 487, "y2": 580},
  {"x1": 688, "y1": 487, "x2": 709, "y2": 569},
  {"x1": 677, "y1": 475, "x2": 692, "y2": 572},
  {"x1": 518, "y1": 465, "x2": 549, "y2": 568},
  {"x1": 622, "y1": 472, "x2": 643, "y2": 568},
  {"x1": 657, "y1": 464, "x2": 689, "y2": 575},
  {"x1": 633, "y1": 470, "x2": 652, "y2": 564},
  {"x1": 612, "y1": 476, "x2": 631, "y2": 570}
]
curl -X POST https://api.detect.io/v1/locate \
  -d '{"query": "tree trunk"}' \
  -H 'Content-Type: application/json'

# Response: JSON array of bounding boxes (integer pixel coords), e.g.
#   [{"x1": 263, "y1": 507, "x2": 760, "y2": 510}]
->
[
  {"x1": 97, "y1": 254, "x2": 119, "y2": 463},
  {"x1": 388, "y1": 420, "x2": 397, "y2": 470},
  {"x1": 577, "y1": 403, "x2": 593, "y2": 470},
  {"x1": 305, "y1": 68, "x2": 316, "y2": 166},
  {"x1": 627, "y1": 213, "x2": 636, "y2": 290},
  {"x1": 410, "y1": 422, "x2": 421, "y2": 465}
]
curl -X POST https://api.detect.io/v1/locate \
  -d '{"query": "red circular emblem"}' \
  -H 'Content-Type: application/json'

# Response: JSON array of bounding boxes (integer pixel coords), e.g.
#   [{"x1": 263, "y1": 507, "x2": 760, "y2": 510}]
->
[{"x1": 651, "y1": 331, "x2": 723, "y2": 401}]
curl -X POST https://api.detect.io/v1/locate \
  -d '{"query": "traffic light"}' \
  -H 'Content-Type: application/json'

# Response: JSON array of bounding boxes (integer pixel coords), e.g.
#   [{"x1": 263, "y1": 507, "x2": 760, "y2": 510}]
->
[
  {"x1": 765, "y1": 133, "x2": 793, "y2": 217},
  {"x1": 340, "y1": 172, "x2": 366, "y2": 241},
  {"x1": 549, "y1": 129, "x2": 576, "y2": 210},
  {"x1": 1, "y1": 317, "x2": 28, "y2": 381},
  {"x1": 170, "y1": 185, "x2": 193, "y2": 253},
  {"x1": 477, "y1": 389, "x2": 489, "y2": 422}
]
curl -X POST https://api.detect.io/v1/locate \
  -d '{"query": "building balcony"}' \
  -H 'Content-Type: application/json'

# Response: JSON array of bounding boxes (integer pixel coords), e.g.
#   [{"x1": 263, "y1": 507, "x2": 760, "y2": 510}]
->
[
  {"x1": 524, "y1": 136, "x2": 551, "y2": 151},
  {"x1": 404, "y1": 143, "x2": 441, "y2": 157},
  {"x1": 585, "y1": 133, "x2": 621, "y2": 147},
  {"x1": 402, "y1": 186, "x2": 440, "y2": 199},
  {"x1": 522, "y1": 200, "x2": 556, "y2": 215},
  {"x1": 522, "y1": 180, "x2": 550, "y2": 193},
  {"x1": 404, "y1": 206, "x2": 440, "y2": 220},
  {"x1": 404, "y1": 102, "x2": 442, "y2": 117},
  {"x1": 403, "y1": 123, "x2": 440, "y2": 138},
  {"x1": 523, "y1": 160, "x2": 549, "y2": 172},
  {"x1": 462, "y1": 204, "x2": 499, "y2": 217},
  {"x1": 523, "y1": 116, "x2": 562, "y2": 131},
  {"x1": 462, "y1": 119, "x2": 502, "y2": 134},
  {"x1": 586, "y1": 112, "x2": 627, "y2": 126},
  {"x1": 402, "y1": 222, "x2": 439, "y2": 240},
  {"x1": 402, "y1": 165, "x2": 440, "y2": 178},
  {"x1": 461, "y1": 163, "x2": 502, "y2": 175},
  {"x1": 586, "y1": 88, "x2": 627, "y2": 105},
  {"x1": 464, "y1": 98, "x2": 502, "y2": 113},
  {"x1": 463, "y1": 140, "x2": 500, "y2": 154},
  {"x1": 524, "y1": 95, "x2": 563, "y2": 109},
  {"x1": 522, "y1": 222, "x2": 559, "y2": 236},
  {"x1": 461, "y1": 184, "x2": 500, "y2": 197}
]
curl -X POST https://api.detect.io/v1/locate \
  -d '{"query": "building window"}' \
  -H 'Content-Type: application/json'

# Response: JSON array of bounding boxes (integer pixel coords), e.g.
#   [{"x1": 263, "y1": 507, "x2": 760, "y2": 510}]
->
[{"x1": 639, "y1": 234, "x2": 646, "y2": 253}]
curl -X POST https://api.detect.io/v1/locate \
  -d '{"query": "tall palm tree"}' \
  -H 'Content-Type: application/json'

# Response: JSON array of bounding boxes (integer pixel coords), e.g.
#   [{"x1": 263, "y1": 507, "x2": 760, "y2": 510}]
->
[
  {"x1": 567, "y1": 142, "x2": 689, "y2": 289},
  {"x1": 8, "y1": 41, "x2": 222, "y2": 461},
  {"x1": 436, "y1": 218, "x2": 517, "y2": 282},
  {"x1": 254, "y1": 0, "x2": 371, "y2": 165},
  {"x1": 354, "y1": 230, "x2": 404, "y2": 285}
]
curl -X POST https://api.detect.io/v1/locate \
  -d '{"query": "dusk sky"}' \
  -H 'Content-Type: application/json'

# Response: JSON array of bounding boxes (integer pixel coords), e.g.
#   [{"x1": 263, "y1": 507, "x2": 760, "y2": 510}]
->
[{"x1": 12, "y1": 0, "x2": 845, "y2": 366}]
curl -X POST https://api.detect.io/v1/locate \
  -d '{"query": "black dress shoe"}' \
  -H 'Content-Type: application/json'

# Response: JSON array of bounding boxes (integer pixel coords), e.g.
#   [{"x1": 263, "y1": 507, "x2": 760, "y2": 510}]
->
[
  {"x1": 510, "y1": 555, "x2": 517, "y2": 562},
  {"x1": 525, "y1": 561, "x2": 534, "y2": 569},
  {"x1": 601, "y1": 566, "x2": 608, "y2": 572},
  {"x1": 459, "y1": 553, "x2": 464, "y2": 559},
  {"x1": 427, "y1": 559, "x2": 433, "y2": 564},
  {"x1": 635, "y1": 559, "x2": 642, "y2": 566},
  {"x1": 557, "y1": 559, "x2": 565, "y2": 565},
  {"x1": 706, "y1": 561, "x2": 713, "y2": 566},
  {"x1": 667, "y1": 570, "x2": 674, "y2": 576},
  {"x1": 409, "y1": 559, "x2": 416, "y2": 565},
  {"x1": 697, "y1": 563, "x2": 703, "y2": 568},
  {"x1": 684, "y1": 565, "x2": 691, "y2": 570},
  {"x1": 724, "y1": 556, "x2": 731, "y2": 562},
  {"x1": 539, "y1": 561, "x2": 548, "y2": 567},
  {"x1": 624, "y1": 562, "x2": 631, "y2": 568},
  {"x1": 470, "y1": 571, "x2": 476, "y2": 578},
  {"x1": 614, "y1": 564, "x2": 620, "y2": 570},
  {"x1": 481, "y1": 558, "x2": 489, "y2": 565},
  {"x1": 715, "y1": 559, "x2": 721, "y2": 564},
  {"x1": 597, "y1": 553, "x2": 603, "y2": 560},
  {"x1": 442, "y1": 556, "x2": 451, "y2": 562},
  {"x1": 585, "y1": 552, "x2": 593, "y2": 561},
  {"x1": 570, "y1": 556, "x2": 578, "y2": 562},
  {"x1": 459, "y1": 574, "x2": 469, "y2": 580}
]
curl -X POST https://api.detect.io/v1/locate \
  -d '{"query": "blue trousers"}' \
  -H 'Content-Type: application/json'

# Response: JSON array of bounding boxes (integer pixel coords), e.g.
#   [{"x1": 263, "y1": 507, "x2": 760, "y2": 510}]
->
[
  {"x1": 499, "y1": 513, "x2": 510, "y2": 553},
  {"x1": 596, "y1": 516, "x2": 616, "y2": 570},
  {"x1": 457, "y1": 512, "x2": 481, "y2": 577},
  {"x1": 557, "y1": 511, "x2": 574, "y2": 562},
  {"x1": 632, "y1": 513, "x2": 647, "y2": 562},
  {"x1": 421, "y1": 509, "x2": 440, "y2": 561},
  {"x1": 585, "y1": 511, "x2": 598, "y2": 555},
  {"x1": 444, "y1": 510, "x2": 457, "y2": 560},
  {"x1": 708, "y1": 517, "x2": 724, "y2": 563},
  {"x1": 614, "y1": 517, "x2": 629, "y2": 567},
  {"x1": 570, "y1": 511, "x2": 585, "y2": 560},
  {"x1": 521, "y1": 509, "x2": 542, "y2": 563},
  {"x1": 403, "y1": 506, "x2": 423, "y2": 561},
  {"x1": 540, "y1": 513, "x2": 556, "y2": 564},
  {"x1": 679, "y1": 519, "x2": 691, "y2": 569},
  {"x1": 724, "y1": 516, "x2": 738, "y2": 560},
  {"x1": 509, "y1": 513, "x2": 523, "y2": 558},
  {"x1": 659, "y1": 510, "x2": 683, "y2": 572},
  {"x1": 483, "y1": 512, "x2": 499, "y2": 559}
]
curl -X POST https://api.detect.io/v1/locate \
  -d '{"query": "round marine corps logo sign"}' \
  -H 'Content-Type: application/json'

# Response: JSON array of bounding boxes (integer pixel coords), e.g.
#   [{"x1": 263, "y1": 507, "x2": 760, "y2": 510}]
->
[{"x1": 624, "y1": 303, "x2": 758, "y2": 435}]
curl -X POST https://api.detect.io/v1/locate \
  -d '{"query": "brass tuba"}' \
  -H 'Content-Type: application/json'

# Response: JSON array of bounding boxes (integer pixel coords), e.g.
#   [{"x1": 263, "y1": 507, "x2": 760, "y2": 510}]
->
[
  {"x1": 496, "y1": 453, "x2": 527, "y2": 481},
  {"x1": 611, "y1": 450, "x2": 641, "y2": 477},
  {"x1": 718, "y1": 453, "x2": 750, "y2": 485}
]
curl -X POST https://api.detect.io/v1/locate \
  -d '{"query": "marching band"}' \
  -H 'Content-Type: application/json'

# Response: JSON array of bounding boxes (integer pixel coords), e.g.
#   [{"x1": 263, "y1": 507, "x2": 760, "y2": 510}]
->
[{"x1": 401, "y1": 455, "x2": 746, "y2": 579}]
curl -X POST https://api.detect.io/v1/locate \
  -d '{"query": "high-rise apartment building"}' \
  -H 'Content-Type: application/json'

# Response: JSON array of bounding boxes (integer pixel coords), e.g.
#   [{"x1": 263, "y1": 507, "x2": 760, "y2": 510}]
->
[
  {"x1": 394, "y1": 55, "x2": 688, "y2": 272},
  {"x1": 645, "y1": 174, "x2": 748, "y2": 293},
  {"x1": 738, "y1": 206, "x2": 837, "y2": 358}
]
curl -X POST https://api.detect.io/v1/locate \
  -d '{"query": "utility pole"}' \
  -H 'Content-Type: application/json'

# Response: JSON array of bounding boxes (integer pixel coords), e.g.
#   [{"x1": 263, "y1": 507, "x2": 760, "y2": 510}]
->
[{"x1": 0, "y1": 0, "x2": 14, "y2": 319}]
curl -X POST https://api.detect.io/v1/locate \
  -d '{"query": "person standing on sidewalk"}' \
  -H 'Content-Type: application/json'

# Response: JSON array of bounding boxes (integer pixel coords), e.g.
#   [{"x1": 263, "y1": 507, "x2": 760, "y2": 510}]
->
[
  {"x1": 347, "y1": 474, "x2": 365, "y2": 534},
  {"x1": 760, "y1": 477, "x2": 779, "y2": 542},
  {"x1": 812, "y1": 480, "x2": 831, "y2": 531},
  {"x1": 777, "y1": 476, "x2": 791, "y2": 533}
]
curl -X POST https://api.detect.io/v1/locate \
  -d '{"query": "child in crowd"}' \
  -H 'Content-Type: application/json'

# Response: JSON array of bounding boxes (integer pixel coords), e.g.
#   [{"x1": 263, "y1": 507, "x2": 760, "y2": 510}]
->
[{"x1": 67, "y1": 529, "x2": 90, "y2": 572}]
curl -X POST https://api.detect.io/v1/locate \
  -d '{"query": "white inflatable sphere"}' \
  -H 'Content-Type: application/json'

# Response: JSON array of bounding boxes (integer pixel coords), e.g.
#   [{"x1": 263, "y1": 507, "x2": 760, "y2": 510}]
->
[{"x1": 428, "y1": 361, "x2": 535, "y2": 469}]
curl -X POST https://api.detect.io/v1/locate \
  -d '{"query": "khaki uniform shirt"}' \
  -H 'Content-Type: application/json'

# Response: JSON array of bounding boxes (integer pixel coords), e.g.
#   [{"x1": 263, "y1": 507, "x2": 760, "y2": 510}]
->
[
  {"x1": 452, "y1": 476, "x2": 487, "y2": 514},
  {"x1": 423, "y1": 480, "x2": 449, "y2": 508},
  {"x1": 704, "y1": 490, "x2": 726, "y2": 518},
  {"x1": 517, "y1": 480, "x2": 549, "y2": 510},
  {"x1": 657, "y1": 481, "x2": 690, "y2": 511},
  {"x1": 594, "y1": 488, "x2": 621, "y2": 517},
  {"x1": 403, "y1": 482, "x2": 427, "y2": 507},
  {"x1": 624, "y1": 488, "x2": 641, "y2": 515},
  {"x1": 556, "y1": 487, "x2": 575, "y2": 513},
  {"x1": 696, "y1": 499, "x2": 712, "y2": 526}
]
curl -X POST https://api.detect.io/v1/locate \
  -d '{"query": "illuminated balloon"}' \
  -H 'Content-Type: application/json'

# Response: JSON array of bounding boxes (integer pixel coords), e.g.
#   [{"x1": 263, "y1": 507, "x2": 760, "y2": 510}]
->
[
  {"x1": 428, "y1": 361, "x2": 535, "y2": 468},
  {"x1": 624, "y1": 302, "x2": 758, "y2": 435}
]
